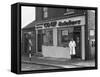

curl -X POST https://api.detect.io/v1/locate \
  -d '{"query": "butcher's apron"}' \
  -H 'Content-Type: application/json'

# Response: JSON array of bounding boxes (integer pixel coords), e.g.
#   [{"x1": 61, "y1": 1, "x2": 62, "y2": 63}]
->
[{"x1": 69, "y1": 41, "x2": 76, "y2": 55}]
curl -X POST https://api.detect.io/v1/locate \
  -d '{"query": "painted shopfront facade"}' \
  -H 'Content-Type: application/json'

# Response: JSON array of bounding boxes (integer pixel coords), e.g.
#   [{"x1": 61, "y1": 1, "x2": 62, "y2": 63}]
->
[
  {"x1": 21, "y1": 8, "x2": 95, "y2": 60},
  {"x1": 35, "y1": 15, "x2": 86, "y2": 60}
]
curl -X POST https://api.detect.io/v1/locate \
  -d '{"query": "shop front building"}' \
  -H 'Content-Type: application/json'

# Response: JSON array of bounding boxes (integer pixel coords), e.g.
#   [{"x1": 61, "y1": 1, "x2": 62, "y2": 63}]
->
[
  {"x1": 35, "y1": 15, "x2": 86, "y2": 60},
  {"x1": 21, "y1": 8, "x2": 95, "y2": 60}
]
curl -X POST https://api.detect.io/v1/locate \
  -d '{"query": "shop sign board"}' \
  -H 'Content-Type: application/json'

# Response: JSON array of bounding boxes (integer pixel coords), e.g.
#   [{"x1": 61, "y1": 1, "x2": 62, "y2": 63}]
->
[{"x1": 35, "y1": 16, "x2": 85, "y2": 30}]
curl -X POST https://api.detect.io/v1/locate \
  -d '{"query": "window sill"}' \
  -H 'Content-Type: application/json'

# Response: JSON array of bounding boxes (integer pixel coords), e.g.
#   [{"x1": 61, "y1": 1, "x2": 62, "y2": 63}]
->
[{"x1": 64, "y1": 11, "x2": 74, "y2": 15}]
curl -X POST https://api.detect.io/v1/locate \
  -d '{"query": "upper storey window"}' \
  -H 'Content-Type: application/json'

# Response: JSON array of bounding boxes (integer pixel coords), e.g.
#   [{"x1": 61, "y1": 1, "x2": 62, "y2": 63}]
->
[
  {"x1": 43, "y1": 7, "x2": 48, "y2": 18},
  {"x1": 64, "y1": 8, "x2": 74, "y2": 15}
]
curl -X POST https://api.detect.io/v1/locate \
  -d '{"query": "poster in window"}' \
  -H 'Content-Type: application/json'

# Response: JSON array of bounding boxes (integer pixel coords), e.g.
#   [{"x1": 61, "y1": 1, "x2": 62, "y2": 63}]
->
[{"x1": 62, "y1": 30, "x2": 68, "y2": 35}]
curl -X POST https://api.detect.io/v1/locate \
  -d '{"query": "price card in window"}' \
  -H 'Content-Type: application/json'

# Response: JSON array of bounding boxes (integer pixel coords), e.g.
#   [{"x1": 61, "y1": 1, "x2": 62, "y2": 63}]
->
[{"x1": 62, "y1": 30, "x2": 68, "y2": 35}]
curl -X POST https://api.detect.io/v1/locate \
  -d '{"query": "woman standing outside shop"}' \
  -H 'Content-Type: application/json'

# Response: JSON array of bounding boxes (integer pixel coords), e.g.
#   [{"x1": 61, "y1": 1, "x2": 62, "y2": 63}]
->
[{"x1": 69, "y1": 38, "x2": 76, "y2": 59}]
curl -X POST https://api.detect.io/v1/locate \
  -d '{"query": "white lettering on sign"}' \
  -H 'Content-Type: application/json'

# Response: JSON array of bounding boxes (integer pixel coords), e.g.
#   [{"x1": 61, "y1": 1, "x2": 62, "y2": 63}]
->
[{"x1": 35, "y1": 16, "x2": 85, "y2": 30}]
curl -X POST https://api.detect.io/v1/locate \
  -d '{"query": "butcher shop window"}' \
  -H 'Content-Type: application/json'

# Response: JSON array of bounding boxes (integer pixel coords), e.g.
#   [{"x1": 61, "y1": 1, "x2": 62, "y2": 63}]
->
[
  {"x1": 42, "y1": 29, "x2": 53, "y2": 46},
  {"x1": 57, "y1": 27, "x2": 73, "y2": 47}
]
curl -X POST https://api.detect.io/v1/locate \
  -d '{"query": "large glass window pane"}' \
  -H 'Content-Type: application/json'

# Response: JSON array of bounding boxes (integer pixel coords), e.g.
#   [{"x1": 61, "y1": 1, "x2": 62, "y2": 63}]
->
[
  {"x1": 58, "y1": 27, "x2": 73, "y2": 47},
  {"x1": 43, "y1": 29, "x2": 53, "y2": 46}
]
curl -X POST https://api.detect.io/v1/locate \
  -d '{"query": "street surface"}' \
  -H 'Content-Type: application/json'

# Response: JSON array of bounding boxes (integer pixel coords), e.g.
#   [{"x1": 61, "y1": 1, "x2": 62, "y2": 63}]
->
[{"x1": 21, "y1": 56, "x2": 95, "y2": 71}]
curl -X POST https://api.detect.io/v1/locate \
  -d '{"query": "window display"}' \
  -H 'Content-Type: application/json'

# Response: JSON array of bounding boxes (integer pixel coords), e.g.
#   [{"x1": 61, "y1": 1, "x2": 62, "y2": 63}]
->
[
  {"x1": 43, "y1": 29, "x2": 53, "y2": 46},
  {"x1": 58, "y1": 27, "x2": 73, "y2": 47}
]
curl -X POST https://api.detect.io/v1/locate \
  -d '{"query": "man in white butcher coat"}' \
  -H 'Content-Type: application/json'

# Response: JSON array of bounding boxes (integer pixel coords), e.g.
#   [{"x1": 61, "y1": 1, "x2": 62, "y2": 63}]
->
[{"x1": 69, "y1": 38, "x2": 76, "y2": 58}]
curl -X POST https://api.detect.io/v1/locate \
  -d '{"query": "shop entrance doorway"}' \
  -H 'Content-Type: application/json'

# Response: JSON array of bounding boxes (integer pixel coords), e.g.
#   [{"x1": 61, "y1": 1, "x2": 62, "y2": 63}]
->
[{"x1": 73, "y1": 26, "x2": 81, "y2": 58}]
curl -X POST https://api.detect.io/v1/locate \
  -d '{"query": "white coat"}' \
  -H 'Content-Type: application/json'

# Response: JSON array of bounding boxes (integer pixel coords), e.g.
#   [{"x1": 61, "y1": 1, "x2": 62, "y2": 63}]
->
[{"x1": 69, "y1": 40, "x2": 76, "y2": 55}]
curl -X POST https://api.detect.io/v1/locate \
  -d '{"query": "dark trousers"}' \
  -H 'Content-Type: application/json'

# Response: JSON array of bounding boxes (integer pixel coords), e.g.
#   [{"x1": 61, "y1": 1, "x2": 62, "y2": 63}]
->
[{"x1": 71, "y1": 55, "x2": 76, "y2": 59}]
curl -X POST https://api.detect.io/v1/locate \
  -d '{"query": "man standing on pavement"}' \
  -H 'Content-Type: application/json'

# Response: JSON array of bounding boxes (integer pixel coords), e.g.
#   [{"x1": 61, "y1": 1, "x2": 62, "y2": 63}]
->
[{"x1": 69, "y1": 38, "x2": 76, "y2": 59}]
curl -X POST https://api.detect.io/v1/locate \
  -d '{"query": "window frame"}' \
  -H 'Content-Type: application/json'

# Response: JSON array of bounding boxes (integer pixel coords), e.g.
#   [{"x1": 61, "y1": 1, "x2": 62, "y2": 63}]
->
[{"x1": 43, "y1": 7, "x2": 48, "y2": 18}]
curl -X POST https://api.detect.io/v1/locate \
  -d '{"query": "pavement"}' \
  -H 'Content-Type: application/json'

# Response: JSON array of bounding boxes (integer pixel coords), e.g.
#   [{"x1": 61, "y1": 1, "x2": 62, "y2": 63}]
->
[{"x1": 21, "y1": 55, "x2": 95, "y2": 69}]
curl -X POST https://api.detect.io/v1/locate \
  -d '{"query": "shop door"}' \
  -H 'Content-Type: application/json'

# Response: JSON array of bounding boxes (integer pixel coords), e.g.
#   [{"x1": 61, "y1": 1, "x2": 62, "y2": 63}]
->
[
  {"x1": 37, "y1": 30, "x2": 43, "y2": 52},
  {"x1": 73, "y1": 27, "x2": 81, "y2": 58}
]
